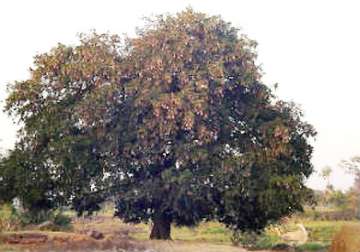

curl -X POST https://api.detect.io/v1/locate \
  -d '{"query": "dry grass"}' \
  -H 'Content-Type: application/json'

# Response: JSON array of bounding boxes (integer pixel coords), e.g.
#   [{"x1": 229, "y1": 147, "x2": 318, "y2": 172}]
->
[
  {"x1": 329, "y1": 223, "x2": 360, "y2": 252},
  {"x1": 1, "y1": 209, "x2": 356, "y2": 252}
]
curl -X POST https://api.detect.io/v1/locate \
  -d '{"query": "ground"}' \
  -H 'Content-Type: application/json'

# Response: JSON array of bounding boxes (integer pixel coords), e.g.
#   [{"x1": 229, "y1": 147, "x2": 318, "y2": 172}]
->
[
  {"x1": 0, "y1": 210, "x2": 355, "y2": 252},
  {"x1": 0, "y1": 216, "x2": 255, "y2": 252}
]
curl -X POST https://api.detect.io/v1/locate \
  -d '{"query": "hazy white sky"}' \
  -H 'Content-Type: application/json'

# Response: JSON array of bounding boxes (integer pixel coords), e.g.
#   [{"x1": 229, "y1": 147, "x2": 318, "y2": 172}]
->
[{"x1": 1, "y1": 0, "x2": 359, "y2": 190}]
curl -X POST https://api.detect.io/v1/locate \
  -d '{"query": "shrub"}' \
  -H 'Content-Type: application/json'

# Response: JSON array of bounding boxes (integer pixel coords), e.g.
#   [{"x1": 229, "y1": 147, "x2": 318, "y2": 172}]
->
[
  {"x1": 297, "y1": 242, "x2": 328, "y2": 251},
  {"x1": 306, "y1": 209, "x2": 356, "y2": 221},
  {"x1": 330, "y1": 224, "x2": 360, "y2": 252},
  {"x1": 0, "y1": 204, "x2": 21, "y2": 231},
  {"x1": 53, "y1": 211, "x2": 72, "y2": 229},
  {"x1": 17, "y1": 209, "x2": 72, "y2": 231},
  {"x1": 18, "y1": 209, "x2": 52, "y2": 225},
  {"x1": 231, "y1": 230, "x2": 280, "y2": 249},
  {"x1": 255, "y1": 234, "x2": 281, "y2": 249}
]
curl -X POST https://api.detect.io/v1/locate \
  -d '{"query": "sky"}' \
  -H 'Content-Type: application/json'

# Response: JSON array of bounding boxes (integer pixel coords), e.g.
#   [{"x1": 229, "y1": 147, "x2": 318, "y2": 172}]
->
[{"x1": 1, "y1": 0, "x2": 359, "y2": 190}]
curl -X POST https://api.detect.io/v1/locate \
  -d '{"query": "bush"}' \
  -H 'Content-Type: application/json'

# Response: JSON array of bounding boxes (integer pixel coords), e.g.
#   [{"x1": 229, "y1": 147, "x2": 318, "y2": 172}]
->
[
  {"x1": 18, "y1": 209, "x2": 52, "y2": 225},
  {"x1": 17, "y1": 209, "x2": 72, "y2": 231},
  {"x1": 0, "y1": 204, "x2": 21, "y2": 231},
  {"x1": 297, "y1": 242, "x2": 328, "y2": 251},
  {"x1": 231, "y1": 231, "x2": 251, "y2": 247},
  {"x1": 306, "y1": 208, "x2": 356, "y2": 221},
  {"x1": 231, "y1": 230, "x2": 280, "y2": 249},
  {"x1": 255, "y1": 234, "x2": 281, "y2": 249},
  {"x1": 53, "y1": 211, "x2": 72, "y2": 229}
]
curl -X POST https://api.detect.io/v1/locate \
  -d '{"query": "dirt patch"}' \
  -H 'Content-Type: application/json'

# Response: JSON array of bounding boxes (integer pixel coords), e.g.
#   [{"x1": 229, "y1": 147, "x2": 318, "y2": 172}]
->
[
  {"x1": 0, "y1": 231, "x2": 278, "y2": 252},
  {"x1": 0, "y1": 231, "x2": 146, "y2": 252},
  {"x1": 0, "y1": 216, "x2": 151, "y2": 251},
  {"x1": 1, "y1": 232, "x2": 48, "y2": 245},
  {"x1": 0, "y1": 217, "x2": 283, "y2": 252},
  {"x1": 143, "y1": 240, "x2": 273, "y2": 252}
]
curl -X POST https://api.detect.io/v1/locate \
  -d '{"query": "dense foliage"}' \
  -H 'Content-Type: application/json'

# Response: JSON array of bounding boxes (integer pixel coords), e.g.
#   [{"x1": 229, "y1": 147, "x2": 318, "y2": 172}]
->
[
  {"x1": 2, "y1": 34, "x2": 120, "y2": 215},
  {"x1": 0, "y1": 147, "x2": 54, "y2": 211},
  {"x1": 1, "y1": 9, "x2": 316, "y2": 239}
]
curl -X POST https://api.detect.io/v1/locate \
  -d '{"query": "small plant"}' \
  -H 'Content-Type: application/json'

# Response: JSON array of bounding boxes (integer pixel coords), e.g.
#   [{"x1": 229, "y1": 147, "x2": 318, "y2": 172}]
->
[
  {"x1": 18, "y1": 209, "x2": 52, "y2": 225},
  {"x1": 52, "y1": 211, "x2": 72, "y2": 230},
  {"x1": 296, "y1": 242, "x2": 328, "y2": 251},
  {"x1": 231, "y1": 230, "x2": 260, "y2": 248},
  {"x1": 231, "y1": 229, "x2": 281, "y2": 249},
  {"x1": 17, "y1": 209, "x2": 72, "y2": 231},
  {"x1": 0, "y1": 204, "x2": 21, "y2": 231},
  {"x1": 255, "y1": 234, "x2": 281, "y2": 249}
]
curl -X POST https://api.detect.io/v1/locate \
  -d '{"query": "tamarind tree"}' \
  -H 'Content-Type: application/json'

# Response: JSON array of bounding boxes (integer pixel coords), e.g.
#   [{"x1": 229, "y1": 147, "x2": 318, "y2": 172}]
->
[{"x1": 2, "y1": 9, "x2": 316, "y2": 239}]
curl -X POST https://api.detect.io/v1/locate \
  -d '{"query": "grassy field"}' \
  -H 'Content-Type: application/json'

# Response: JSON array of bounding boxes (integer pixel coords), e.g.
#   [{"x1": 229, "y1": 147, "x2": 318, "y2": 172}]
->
[
  {"x1": 1, "y1": 208, "x2": 358, "y2": 252},
  {"x1": 90, "y1": 206, "x2": 354, "y2": 247},
  {"x1": 131, "y1": 221, "x2": 232, "y2": 243}
]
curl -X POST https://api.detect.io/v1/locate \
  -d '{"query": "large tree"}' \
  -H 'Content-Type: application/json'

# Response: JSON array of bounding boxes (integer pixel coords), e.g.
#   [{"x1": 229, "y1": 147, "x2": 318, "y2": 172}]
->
[
  {"x1": 109, "y1": 10, "x2": 316, "y2": 239},
  {"x1": 3, "y1": 9, "x2": 316, "y2": 239}
]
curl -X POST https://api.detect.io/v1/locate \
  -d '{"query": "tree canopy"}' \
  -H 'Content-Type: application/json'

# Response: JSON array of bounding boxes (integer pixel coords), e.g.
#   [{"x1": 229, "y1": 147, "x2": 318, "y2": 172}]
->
[{"x1": 1, "y1": 9, "x2": 316, "y2": 239}]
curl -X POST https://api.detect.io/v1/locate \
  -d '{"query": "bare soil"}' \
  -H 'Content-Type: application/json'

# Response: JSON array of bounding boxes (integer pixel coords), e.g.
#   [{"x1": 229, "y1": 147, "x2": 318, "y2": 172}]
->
[{"x1": 0, "y1": 216, "x2": 279, "y2": 252}]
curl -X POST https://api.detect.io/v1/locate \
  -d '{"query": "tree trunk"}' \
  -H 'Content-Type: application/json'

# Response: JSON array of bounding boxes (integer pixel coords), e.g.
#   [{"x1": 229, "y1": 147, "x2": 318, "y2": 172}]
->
[{"x1": 149, "y1": 213, "x2": 171, "y2": 240}]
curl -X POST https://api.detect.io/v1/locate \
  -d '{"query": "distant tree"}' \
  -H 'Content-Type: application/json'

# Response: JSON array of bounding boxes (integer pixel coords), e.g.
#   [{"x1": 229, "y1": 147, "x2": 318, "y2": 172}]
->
[
  {"x1": 340, "y1": 156, "x2": 360, "y2": 217},
  {"x1": 328, "y1": 190, "x2": 349, "y2": 210},
  {"x1": 3, "y1": 9, "x2": 316, "y2": 239},
  {"x1": 310, "y1": 189, "x2": 326, "y2": 208},
  {"x1": 320, "y1": 166, "x2": 333, "y2": 190},
  {"x1": 341, "y1": 156, "x2": 360, "y2": 193}
]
